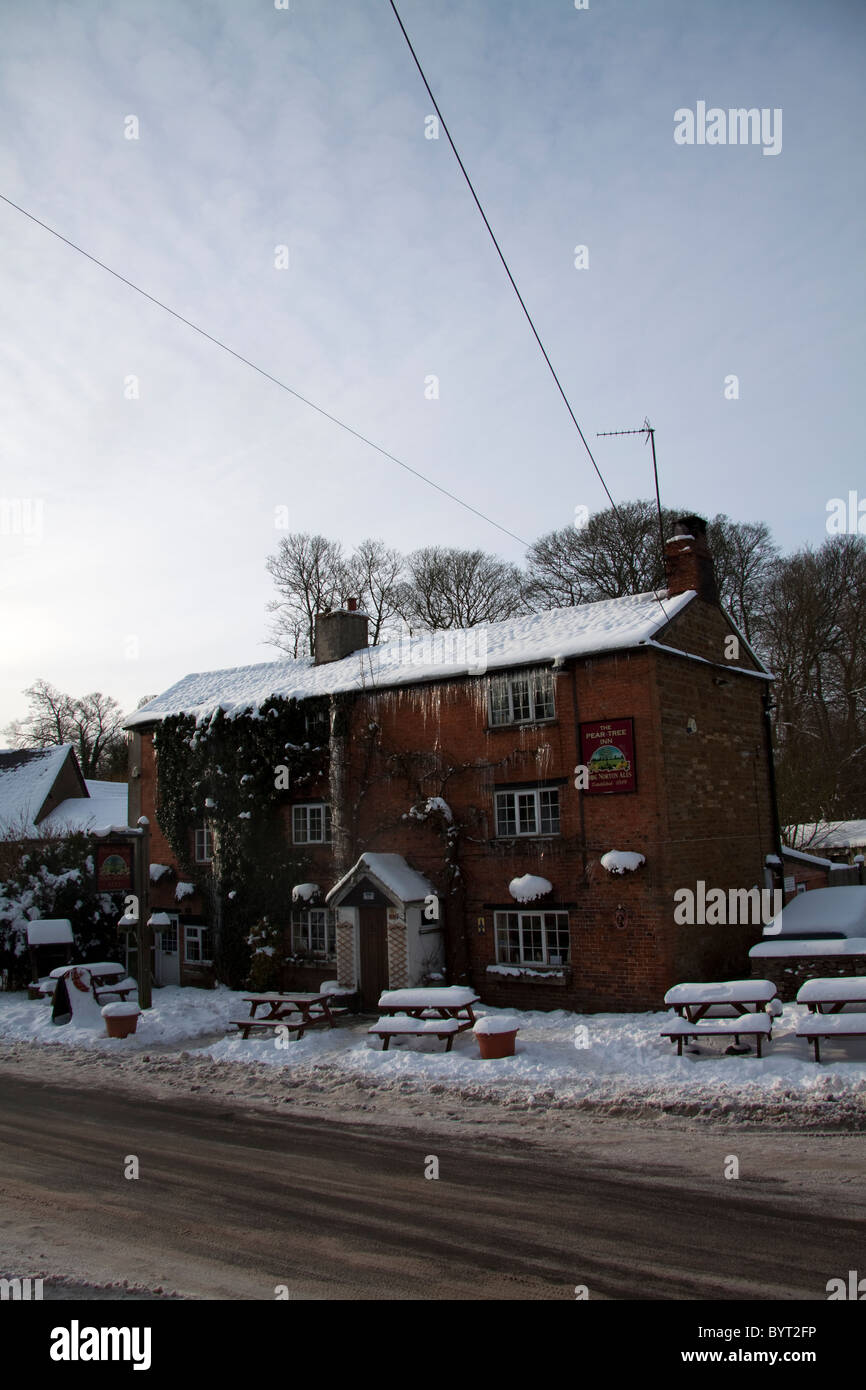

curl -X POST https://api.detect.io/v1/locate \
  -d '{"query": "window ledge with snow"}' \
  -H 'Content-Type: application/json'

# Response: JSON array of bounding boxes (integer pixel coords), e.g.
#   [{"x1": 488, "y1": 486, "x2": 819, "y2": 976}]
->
[{"x1": 486, "y1": 963, "x2": 568, "y2": 982}]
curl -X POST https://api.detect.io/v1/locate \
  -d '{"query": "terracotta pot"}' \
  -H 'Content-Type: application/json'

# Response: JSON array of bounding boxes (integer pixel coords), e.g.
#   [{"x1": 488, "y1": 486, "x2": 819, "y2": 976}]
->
[
  {"x1": 476, "y1": 1029, "x2": 518, "y2": 1059},
  {"x1": 104, "y1": 1012, "x2": 139, "y2": 1039}
]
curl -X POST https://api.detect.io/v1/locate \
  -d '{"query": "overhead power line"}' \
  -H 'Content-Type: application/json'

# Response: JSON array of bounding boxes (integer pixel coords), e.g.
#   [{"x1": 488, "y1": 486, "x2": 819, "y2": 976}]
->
[
  {"x1": 388, "y1": 0, "x2": 619, "y2": 515},
  {"x1": 0, "y1": 190, "x2": 530, "y2": 548},
  {"x1": 388, "y1": 2, "x2": 674, "y2": 622}
]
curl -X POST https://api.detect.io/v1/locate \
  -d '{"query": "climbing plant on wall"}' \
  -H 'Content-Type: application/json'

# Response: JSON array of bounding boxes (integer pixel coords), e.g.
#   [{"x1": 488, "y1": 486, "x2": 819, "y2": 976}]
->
[{"x1": 152, "y1": 697, "x2": 330, "y2": 987}]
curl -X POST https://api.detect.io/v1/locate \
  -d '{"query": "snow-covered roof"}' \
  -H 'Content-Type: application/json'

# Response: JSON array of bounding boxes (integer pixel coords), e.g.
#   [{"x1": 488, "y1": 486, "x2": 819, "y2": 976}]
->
[
  {"x1": 26, "y1": 919, "x2": 74, "y2": 946},
  {"x1": 125, "y1": 590, "x2": 704, "y2": 728},
  {"x1": 327, "y1": 852, "x2": 434, "y2": 906},
  {"x1": 0, "y1": 746, "x2": 76, "y2": 835},
  {"x1": 787, "y1": 821, "x2": 866, "y2": 852},
  {"x1": 40, "y1": 780, "x2": 130, "y2": 834}
]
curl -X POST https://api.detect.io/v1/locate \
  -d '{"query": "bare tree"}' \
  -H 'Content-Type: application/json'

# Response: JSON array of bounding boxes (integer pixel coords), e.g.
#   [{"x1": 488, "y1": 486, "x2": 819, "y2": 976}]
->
[
  {"x1": 525, "y1": 501, "x2": 778, "y2": 641},
  {"x1": 396, "y1": 547, "x2": 527, "y2": 629},
  {"x1": 705, "y1": 516, "x2": 778, "y2": 645},
  {"x1": 755, "y1": 536, "x2": 866, "y2": 825},
  {"x1": 345, "y1": 539, "x2": 404, "y2": 645},
  {"x1": 265, "y1": 533, "x2": 349, "y2": 656},
  {"x1": 4, "y1": 680, "x2": 126, "y2": 778}
]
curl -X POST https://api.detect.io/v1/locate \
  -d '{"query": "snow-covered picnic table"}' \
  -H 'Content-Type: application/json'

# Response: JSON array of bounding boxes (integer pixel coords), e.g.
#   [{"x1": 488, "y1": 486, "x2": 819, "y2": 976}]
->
[
  {"x1": 49, "y1": 962, "x2": 125, "y2": 983},
  {"x1": 42, "y1": 962, "x2": 136, "y2": 1003},
  {"x1": 230, "y1": 991, "x2": 337, "y2": 1040},
  {"x1": 663, "y1": 979, "x2": 780, "y2": 1022},
  {"x1": 376, "y1": 986, "x2": 480, "y2": 1030},
  {"x1": 795, "y1": 978, "x2": 866, "y2": 1012}
]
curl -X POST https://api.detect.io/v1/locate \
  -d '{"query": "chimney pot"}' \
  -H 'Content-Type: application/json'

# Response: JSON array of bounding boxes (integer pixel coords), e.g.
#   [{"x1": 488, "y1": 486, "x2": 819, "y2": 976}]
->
[{"x1": 664, "y1": 513, "x2": 718, "y2": 603}]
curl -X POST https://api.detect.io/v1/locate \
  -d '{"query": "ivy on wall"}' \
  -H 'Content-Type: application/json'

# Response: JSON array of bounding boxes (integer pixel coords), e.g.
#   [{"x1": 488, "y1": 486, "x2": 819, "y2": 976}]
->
[{"x1": 152, "y1": 697, "x2": 329, "y2": 987}]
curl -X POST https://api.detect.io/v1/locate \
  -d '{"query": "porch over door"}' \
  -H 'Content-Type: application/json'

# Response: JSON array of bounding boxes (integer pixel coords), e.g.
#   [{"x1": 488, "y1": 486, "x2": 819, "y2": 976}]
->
[{"x1": 358, "y1": 906, "x2": 388, "y2": 1010}]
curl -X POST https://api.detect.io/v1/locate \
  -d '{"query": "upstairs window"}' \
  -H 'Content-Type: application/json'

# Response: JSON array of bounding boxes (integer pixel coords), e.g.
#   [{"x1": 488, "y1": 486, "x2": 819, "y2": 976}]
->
[
  {"x1": 489, "y1": 671, "x2": 555, "y2": 726},
  {"x1": 293, "y1": 803, "x2": 332, "y2": 844},
  {"x1": 194, "y1": 824, "x2": 214, "y2": 863},
  {"x1": 495, "y1": 787, "x2": 560, "y2": 837}
]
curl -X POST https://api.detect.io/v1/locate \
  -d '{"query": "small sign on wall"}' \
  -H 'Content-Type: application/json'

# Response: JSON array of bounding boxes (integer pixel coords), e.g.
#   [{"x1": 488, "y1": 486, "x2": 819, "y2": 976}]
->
[
  {"x1": 96, "y1": 843, "x2": 133, "y2": 891},
  {"x1": 579, "y1": 718, "x2": 636, "y2": 794}
]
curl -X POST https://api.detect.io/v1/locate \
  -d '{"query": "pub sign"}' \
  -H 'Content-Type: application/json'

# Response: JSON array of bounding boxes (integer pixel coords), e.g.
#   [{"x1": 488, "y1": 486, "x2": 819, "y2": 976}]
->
[{"x1": 579, "y1": 718, "x2": 636, "y2": 794}]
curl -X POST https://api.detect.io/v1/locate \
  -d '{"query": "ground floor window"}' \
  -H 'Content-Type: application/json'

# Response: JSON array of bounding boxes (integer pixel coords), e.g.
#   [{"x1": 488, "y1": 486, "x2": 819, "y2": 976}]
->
[
  {"x1": 184, "y1": 925, "x2": 213, "y2": 965},
  {"x1": 494, "y1": 910, "x2": 570, "y2": 966},
  {"x1": 291, "y1": 908, "x2": 337, "y2": 962}
]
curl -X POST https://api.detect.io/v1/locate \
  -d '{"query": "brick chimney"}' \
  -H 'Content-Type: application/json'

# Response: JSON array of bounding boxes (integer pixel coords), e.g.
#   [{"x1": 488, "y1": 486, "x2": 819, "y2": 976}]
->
[
  {"x1": 314, "y1": 599, "x2": 369, "y2": 664},
  {"x1": 664, "y1": 515, "x2": 719, "y2": 603}
]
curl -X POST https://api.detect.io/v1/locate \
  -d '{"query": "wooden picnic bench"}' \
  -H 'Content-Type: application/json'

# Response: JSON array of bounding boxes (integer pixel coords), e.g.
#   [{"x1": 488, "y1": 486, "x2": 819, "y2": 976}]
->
[
  {"x1": 44, "y1": 962, "x2": 137, "y2": 1004},
  {"x1": 93, "y1": 977, "x2": 137, "y2": 1003},
  {"x1": 230, "y1": 991, "x2": 336, "y2": 1040},
  {"x1": 664, "y1": 979, "x2": 780, "y2": 1022},
  {"x1": 368, "y1": 1017, "x2": 461, "y2": 1052},
  {"x1": 661, "y1": 1014, "x2": 774, "y2": 1057},
  {"x1": 796, "y1": 1013, "x2": 866, "y2": 1063},
  {"x1": 376, "y1": 987, "x2": 480, "y2": 1032},
  {"x1": 792, "y1": 980, "x2": 866, "y2": 1061},
  {"x1": 796, "y1": 978, "x2": 866, "y2": 1013}
]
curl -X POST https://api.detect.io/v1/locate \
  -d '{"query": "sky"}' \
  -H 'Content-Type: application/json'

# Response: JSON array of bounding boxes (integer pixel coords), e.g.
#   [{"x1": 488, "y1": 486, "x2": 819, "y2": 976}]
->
[{"x1": 1, "y1": 0, "x2": 864, "y2": 731}]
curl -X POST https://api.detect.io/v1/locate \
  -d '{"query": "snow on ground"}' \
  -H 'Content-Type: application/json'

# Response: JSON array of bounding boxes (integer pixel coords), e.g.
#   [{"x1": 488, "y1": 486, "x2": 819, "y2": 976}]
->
[{"x1": 1, "y1": 985, "x2": 865, "y2": 1112}]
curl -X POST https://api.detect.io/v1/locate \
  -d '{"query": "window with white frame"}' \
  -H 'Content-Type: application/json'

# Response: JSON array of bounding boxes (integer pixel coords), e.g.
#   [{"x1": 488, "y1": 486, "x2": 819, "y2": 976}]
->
[
  {"x1": 489, "y1": 671, "x2": 555, "y2": 726},
  {"x1": 494, "y1": 786, "x2": 560, "y2": 837},
  {"x1": 184, "y1": 925, "x2": 213, "y2": 964},
  {"x1": 194, "y1": 823, "x2": 214, "y2": 863},
  {"x1": 495, "y1": 911, "x2": 570, "y2": 966},
  {"x1": 291, "y1": 908, "x2": 337, "y2": 961},
  {"x1": 292, "y1": 803, "x2": 332, "y2": 844}
]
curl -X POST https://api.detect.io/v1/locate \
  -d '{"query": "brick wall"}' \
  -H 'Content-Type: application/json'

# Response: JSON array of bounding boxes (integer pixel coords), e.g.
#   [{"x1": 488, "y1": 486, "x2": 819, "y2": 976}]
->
[{"x1": 131, "y1": 594, "x2": 778, "y2": 1012}]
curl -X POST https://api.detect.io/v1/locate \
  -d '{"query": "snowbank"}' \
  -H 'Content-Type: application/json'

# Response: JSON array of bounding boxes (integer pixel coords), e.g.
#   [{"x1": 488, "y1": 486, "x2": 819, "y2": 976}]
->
[{"x1": 2, "y1": 988, "x2": 865, "y2": 1111}]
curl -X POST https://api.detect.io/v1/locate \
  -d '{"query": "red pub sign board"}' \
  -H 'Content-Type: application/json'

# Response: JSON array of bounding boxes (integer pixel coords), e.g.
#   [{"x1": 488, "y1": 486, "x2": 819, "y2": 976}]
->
[
  {"x1": 580, "y1": 718, "x2": 636, "y2": 794},
  {"x1": 96, "y1": 842, "x2": 133, "y2": 891}
]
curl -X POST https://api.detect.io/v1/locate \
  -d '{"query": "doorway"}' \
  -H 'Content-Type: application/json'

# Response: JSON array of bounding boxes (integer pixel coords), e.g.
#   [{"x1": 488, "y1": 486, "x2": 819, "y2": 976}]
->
[{"x1": 358, "y1": 906, "x2": 389, "y2": 1010}]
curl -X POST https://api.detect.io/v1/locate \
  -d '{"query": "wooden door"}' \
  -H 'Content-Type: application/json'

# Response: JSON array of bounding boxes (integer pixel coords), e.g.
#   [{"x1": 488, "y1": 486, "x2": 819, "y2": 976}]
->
[{"x1": 358, "y1": 906, "x2": 389, "y2": 1010}]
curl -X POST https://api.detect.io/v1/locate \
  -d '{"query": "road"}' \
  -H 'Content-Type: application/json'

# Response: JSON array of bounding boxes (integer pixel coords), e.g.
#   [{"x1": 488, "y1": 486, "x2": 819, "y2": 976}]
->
[{"x1": 0, "y1": 1069, "x2": 861, "y2": 1300}]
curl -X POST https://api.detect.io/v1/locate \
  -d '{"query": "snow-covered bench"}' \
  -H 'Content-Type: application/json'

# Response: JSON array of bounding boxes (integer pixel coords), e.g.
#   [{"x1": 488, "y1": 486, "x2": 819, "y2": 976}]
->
[
  {"x1": 660, "y1": 1014, "x2": 773, "y2": 1057},
  {"x1": 368, "y1": 1016, "x2": 461, "y2": 1052},
  {"x1": 795, "y1": 1013, "x2": 866, "y2": 1063},
  {"x1": 230, "y1": 1013, "x2": 308, "y2": 1040},
  {"x1": 93, "y1": 976, "x2": 138, "y2": 1003}
]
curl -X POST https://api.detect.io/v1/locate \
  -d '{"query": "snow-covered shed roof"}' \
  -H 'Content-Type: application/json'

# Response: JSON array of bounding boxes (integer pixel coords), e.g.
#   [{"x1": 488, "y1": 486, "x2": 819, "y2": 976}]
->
[
  {"x1": 0, "y1": 746, "x2": 81, "y2": 836},
  {"x1": 125, "y1": 589, "x2": 719, "y2": 728},
  {"x1": 327, "y1": 852, "x2": 434, "y2": 906},
  {"x1": 26, "y1": 919, "x2": 74, "y2": 946},
  {"x1": 39, "y1": 780, "x2": 130, "y2": 834}
]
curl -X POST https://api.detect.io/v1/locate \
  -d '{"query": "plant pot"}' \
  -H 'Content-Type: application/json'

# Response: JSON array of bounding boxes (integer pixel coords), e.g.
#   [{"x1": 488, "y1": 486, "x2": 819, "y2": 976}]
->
[
  {"x1": 28, "y1": 984, "x2": 43, "y2": 1000},
  {"x1": 103, "y1": 1009, "x2": 140, "y2": 1038},
  {"x1": 476, "y1": 1029, "x2": 518, "y2": 1059}
]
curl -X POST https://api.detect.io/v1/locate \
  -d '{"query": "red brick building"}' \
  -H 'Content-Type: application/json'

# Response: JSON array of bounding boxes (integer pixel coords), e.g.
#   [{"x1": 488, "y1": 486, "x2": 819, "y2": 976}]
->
[{"x1": 125, "y1": 518, "x2": 782, "y2": 1011}]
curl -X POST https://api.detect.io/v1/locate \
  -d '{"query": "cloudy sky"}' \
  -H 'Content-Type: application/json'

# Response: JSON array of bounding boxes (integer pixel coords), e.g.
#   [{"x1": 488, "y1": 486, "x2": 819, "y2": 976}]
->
[{"x1": 1, "y1": 0, "x2": 863, "y2": 731}]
